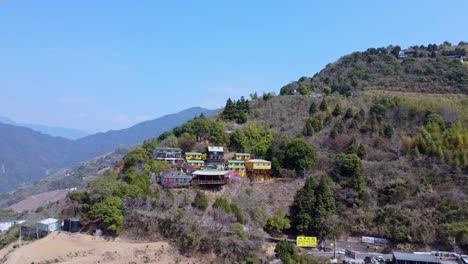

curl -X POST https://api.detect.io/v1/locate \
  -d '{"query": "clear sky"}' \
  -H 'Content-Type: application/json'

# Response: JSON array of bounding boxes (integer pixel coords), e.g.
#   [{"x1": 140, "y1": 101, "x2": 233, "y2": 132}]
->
[{"x1": 0, "y1": 0, "x2": 466, "y2": 132}]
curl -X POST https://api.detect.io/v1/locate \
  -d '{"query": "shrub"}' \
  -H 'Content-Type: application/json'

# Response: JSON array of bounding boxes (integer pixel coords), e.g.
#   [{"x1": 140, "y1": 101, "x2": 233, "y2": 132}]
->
[
  {"x1": 266, "y1": 210, "x2": 291, "y2": 233},
  {"x1": 213, "y1": 197, "x2": 232, "y2": 213},
  {"x1": 192, "y1": 191, "x2": 208, "y2": 211}
]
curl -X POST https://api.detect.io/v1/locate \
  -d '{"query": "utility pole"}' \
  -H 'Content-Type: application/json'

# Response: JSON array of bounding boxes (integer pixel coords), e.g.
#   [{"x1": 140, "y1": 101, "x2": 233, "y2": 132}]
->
[
  {"x1": 333, "y1": 235, "x2": 336, "y2": 259},
  {"x1": 453, "y1": 237, "x2": 456, "y2": 253},
  {"x1": 18, "y1": 223, "x2": 22, "y2": 247}
]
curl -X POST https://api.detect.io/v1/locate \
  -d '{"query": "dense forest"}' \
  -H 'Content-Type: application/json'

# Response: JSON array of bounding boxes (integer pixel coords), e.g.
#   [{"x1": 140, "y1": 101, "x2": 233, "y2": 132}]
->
[{"x1": 56, "y1": 42, "x2": 467, "y2": 263}]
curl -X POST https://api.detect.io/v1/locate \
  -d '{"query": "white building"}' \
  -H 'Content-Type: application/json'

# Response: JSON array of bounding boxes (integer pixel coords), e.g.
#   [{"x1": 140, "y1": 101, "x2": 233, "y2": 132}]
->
[
  {"x1": 37, "y1": 218, "x2": 60, "y2": 232},
  {"x1": 0, "y1": 220, "x2": 26, "y2": 233}
]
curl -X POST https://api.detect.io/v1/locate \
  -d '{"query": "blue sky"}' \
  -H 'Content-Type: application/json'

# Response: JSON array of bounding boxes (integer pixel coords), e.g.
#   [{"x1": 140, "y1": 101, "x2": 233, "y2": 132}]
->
[{"x1": 0, "y1": 0, "x2": 466, "y2": 132}]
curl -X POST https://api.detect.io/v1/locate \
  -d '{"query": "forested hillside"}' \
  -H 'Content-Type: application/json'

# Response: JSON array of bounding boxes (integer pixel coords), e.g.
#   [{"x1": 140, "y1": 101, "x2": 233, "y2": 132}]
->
[
  {"x1": 60, "y1": 42, "x2": 467, "y2": 263},
  {"x1": 280, "y1": 41, "x2": 468, "y2": 95}
]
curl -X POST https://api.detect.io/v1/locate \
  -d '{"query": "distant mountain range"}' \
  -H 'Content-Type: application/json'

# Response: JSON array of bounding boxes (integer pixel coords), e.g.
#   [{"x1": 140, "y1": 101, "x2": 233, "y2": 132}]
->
[
  {"x1": 0, "y1": 107, "x2": 216, "y2": 193},
  {"x1": 0, "y1": 116, "x2": 90, "y2": 140}
]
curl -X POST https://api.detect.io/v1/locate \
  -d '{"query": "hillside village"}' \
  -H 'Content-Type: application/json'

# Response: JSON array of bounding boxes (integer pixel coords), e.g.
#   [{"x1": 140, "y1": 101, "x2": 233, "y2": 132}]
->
[{"x1": 0, "y1": 42, "x2": 467, "y2": 264}]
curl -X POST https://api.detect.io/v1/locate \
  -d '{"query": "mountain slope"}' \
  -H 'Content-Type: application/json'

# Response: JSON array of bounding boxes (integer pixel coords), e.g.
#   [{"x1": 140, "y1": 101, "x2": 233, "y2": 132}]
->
[
  {"x1": 65, "y1": 42, "x2": 468, "y2": 256},
  {"x1": 0, "y1": 107, "x2": 215, "y2": 193},
  {"x1": 0, "y1": 123, "x2": 74, "y2": 193},
  {"x1": 0, "y1": 116, "x2": 89, "y2": 139},
  {"x1": 73, "y1": 107, "x2": 216, "y2": 159},
  {"x1": 280, "y1": 43, "x2": 468, "y2": 96}
]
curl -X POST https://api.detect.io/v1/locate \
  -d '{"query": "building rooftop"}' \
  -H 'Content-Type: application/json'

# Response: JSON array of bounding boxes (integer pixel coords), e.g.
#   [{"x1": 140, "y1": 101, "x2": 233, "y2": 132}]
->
[
  {"x1": 235, "y1": 153, "x2": 251, "y2": 156},
  {"x1": 154, "y1": 147, "x2": 182, "y2": 152},
  {"x1": 185, "y1": 152, "x2": 202, "y2": 155},
  {"x1": 393, "y1": 252, "x2": 440, "y2": 263},
  {"x1": 192, "y1": 170, "x2": 229, "y2": 176},
  {"x1": 246, "y1": 159, "x2": 271, "y2": 163},
  {"x1": 228, "y1": 165, "x2": 246, "y2": 169},
  {"x1": 228, "y1": 160, "x2": 245, "y2": 163},
  {"x1": 187, "y1": 160, "x2": 205, "y2": 163},
  {"x1": 208, "y1": 146, "x2": 224, "y2": 152},
  {"x1": 38, "y1": 218, "x2": 59, "y2": 225},
  {"x1": 162, "y1": 172, "x2": 192, "y2": 179}
]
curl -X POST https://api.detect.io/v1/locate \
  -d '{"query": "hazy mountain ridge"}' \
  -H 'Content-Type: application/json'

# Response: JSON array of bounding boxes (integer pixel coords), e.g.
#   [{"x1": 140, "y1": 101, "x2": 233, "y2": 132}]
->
[
  {"x1": 0, "y1": 107, "x2": 216, "y2": 193},
  {"x1": 0, "y1": 116, "x2": 90, "y2": 140}
]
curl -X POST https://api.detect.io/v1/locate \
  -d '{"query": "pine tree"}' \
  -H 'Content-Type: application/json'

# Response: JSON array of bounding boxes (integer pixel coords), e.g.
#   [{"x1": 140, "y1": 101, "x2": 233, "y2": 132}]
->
[
  {"x1": 335, "y1": 120, "x2": 346, "y2": 134},
  {"x1": 329, "y1": 128, "x2": 338, "y2": 139},
  {"x1": 289, "y1": 177, "x2": 316, "y2": 234},
  {"x1": 349, "y1": 119, "x2": 359, "y2": 130},
  {"x1": 344, "y1": 107, "x2": 354, "y2": 118},
  {"x1": 319, "y1": 99, "x2": 328, "y2": 111},
  {"x1": 347, "y1": 137, "x2": 359, "y2": 154},
  {"x1": 303, "y1": 120, "x2": 314, "y2": 136},
  {"x1": 332, "y1": 104, "x2": 342, "y2": 117},
  {"x1": 334, "y1": 154, "x2": 366, "y2": 205},
  {"x1": 316, "y1": 174, "x2": 336, "y2": 220},
  {"x1": 357, "y1": 144, "x2": 366, "y2": 159},
  {"x1": 355, "y1": 108, "x2": 366, "y2": 121},
  {"x1": 222, "y1": 98, "x2": 237, "y2": 120},
  {"x1": 309, "y1": 102, "x2": 318, "y2": 115}
]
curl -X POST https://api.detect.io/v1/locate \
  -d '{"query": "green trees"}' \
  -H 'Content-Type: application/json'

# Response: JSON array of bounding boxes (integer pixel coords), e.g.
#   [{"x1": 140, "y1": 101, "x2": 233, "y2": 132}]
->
[
  {"x1": 319, "y1": 99, "x2": 328, "y2": 111},
  {"x1": 243, "y1": 124, "x2": 273, "y2": 158},
  {"x1": 298, "y1": 84, "x2": 309, "y2": 96},
  {"x1": 266, "y1": 210, "x2": 291, "y2": 233},
  {"x1": 123, "y1": 147, "x2": 149, "y2": 172},
  {"x1": 275, "y1": 240, "x2": 298, "y2": 264},
  {"x1": 89, "y1": 196, "x2": 123, "y2": 232},
  {"x1": 192, "y1": 191, "x2": 208, "y2": 211},
  {"x1": 303, "y1": 120, "x2": 315, "y2": 137},
  {"x1": 309, "y1": 102, "x2": 318, "y2": 115},
  {"x1": 332, "y1": 104, "x2": 342, "y2": 117},
  {"x1": 229, "y1": 130, "x2": 248, "y2": 152},
  {"x1": 383, "y1": 124, "x2": 394, "y2": 138},
  {"x1": 315, "y1": 175, "x2": 336, "y2": 220},
  {"x1": 289, "y1": 175, "x2": 336, "y2": 237},
  {"x1": 334, "y1": 153, "x2": 366, "y2": 205},
  {"x1": 323, "y1": 86, "x2": 332, "y2": 96},
  {"x1": 415, "y1": 120, "x2": 467, "y2": 170},
  {"x1": 220, "y1": 97, "x2": 251, "y2": 124},
  {"x1": 283, "y1": 138, "x2": 316, "y2": 174},
  {"x1": 344, "y1": 107, "x2": 354, "y2": 118},
  {"x1": 213, "y1": 197, "x2": 232, "y2": 213},
  {"x1": 289, "y1": 177, "x2": 316, "y2": 234}
]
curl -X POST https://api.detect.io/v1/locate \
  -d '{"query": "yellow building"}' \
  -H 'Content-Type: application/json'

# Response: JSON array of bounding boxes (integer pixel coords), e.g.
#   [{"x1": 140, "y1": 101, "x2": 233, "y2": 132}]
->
[
  {"x1": 187, "y1": 160, "x2": 204, "y2": 168},
  {"x1": 227, "y1": 160, "x2": 246, "y2": 176},
  {"x1": 185, "y1": 152, "x2": 203, "y2": 160},
  {"x1": 234, "y1": 153, "x2": 251, "y2": 160},
  {"x1": 245, "y1": 159, "x2": 271, "y2": 180}
]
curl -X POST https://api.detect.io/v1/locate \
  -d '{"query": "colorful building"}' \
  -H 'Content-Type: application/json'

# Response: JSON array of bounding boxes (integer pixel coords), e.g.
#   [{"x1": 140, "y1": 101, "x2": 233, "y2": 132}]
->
[
  {"x1": 185, "y1": 152, "x2": 203, "y2": 160},
  {"x1": 207, "y1": 146, "x2": 224, "y2": 164},
  {"x1": 187, "y1": 160, "x2": 205, "y2": 168},
  {"x1": 160, "y1": 171, "x2": 192, "y2": 188},
  {"x1": 245, "y1": 159, "x2": 272, "y2": 181},
  {"x1": 191, "y1": 169, "x2": 229, "y2": 186},
  {"x1": 234, "y1": 153, "x2": 251, "y2": 160},
  {"x1": 227, "y1": 160, "x2": 246, "y2": 176}
]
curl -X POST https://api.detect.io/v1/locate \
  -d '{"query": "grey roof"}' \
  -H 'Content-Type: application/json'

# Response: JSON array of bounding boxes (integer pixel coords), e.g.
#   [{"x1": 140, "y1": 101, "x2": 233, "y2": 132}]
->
[
  {"x1": 393, "y1": 252, "x2": 440, "y2": 263},
  {"x1": 208, "y1": 146, "x2": 224, "y2": 152},
  {"x1": 192, "y1": 170, "x2": 229, "y2": 176},
  {"x1": 154, "y1": 147, "x2": 182, "y2": 152}
]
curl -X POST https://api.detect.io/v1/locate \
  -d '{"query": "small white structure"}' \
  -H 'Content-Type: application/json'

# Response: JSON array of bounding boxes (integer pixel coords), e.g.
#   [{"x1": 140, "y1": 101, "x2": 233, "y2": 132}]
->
[
  {"x1": 37, "y1": 218, "x2": 60, "y2": 232},
  {"x1": 0, "y1": 220, "x2": 26, "y2": 233}
]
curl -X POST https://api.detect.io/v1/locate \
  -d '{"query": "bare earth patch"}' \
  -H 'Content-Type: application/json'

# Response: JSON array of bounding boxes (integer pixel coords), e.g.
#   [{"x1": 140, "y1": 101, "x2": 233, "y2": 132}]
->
[
  {"x1": 1, "y1": 232, "x2": 203, "y2": 264},
  {"x1": 8, "y1": 189, "x2": 69, "y2": 213}
]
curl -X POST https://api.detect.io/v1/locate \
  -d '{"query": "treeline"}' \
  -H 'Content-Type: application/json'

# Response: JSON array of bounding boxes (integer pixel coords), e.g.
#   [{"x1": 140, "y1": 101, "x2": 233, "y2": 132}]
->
[{"x1": 221, "y1": 96, "x2": 250, "y2": 124}]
